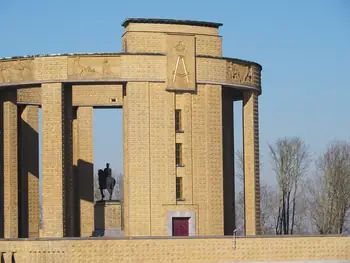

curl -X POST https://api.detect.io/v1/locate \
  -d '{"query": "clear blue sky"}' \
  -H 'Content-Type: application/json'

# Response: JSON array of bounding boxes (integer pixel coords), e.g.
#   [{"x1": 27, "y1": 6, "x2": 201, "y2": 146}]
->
[{"x1": 1, "y1": 0, "x2": 349, "y2": 183}]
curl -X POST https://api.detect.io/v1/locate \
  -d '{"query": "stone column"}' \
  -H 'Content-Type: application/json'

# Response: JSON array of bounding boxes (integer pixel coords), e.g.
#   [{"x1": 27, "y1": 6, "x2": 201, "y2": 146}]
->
[
  {"x1": 2, "y1": 93, "x2": 18, "y2": 238},
  {"x1": 72, "y1": 117, "x2": 80, "y2": 237},
  {"x1": 222, "y1": 89, "x2": 235, "y2": 235},
  {"x1": 77, "y1": 106, "x2": 94, "y2": 237},
  {"x1": 243, "y1": 91, "x2": 261, "y2": 235},
  {"x1": 20, "y1": 105, "x2": 39, "y2": 238},
  {"x1": 63, "y1": 87, "x2": 74, "y2": 237},
  {"x1": 124, "y1": 82, "x2": 151, "y2": 236},
  {"x1": 41, "y1": 83, "x2": 68, "y2": 237},
  {"x1": 0, "y1": 99, "x2": 3, "y2": 238}
]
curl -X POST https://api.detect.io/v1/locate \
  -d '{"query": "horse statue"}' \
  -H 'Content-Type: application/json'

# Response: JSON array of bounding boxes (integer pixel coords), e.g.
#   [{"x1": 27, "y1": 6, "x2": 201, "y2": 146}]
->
[
  {"x1": 98, "y1": 163, "x2": 116, "y2": 201},
  {"x1": 98, "y1": 169, "x2": 106, "y2": 200},
  {"x1": 106, "y1": 173, "x2": 116, "y2": 200}
]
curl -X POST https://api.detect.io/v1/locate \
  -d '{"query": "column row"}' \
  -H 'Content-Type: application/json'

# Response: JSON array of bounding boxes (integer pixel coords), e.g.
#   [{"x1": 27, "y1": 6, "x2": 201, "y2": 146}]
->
[
  {"x1": 0, "y1": 84, "x2": 95, "y2": 238},
  {"x1": 0, "y1": 92, "x2": 39, "y2": 238},
  {"x1": 41, "y1": 83, "x2": 94, "y2": 237}
]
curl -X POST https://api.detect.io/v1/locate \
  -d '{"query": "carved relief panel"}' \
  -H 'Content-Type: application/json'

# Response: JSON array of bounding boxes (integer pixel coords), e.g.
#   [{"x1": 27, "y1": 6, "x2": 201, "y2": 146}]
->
[
  {"x1": 226, "y1": 61, "x2": 260, "y2": 87},
  {"x1": 166, "y1": 34, "x2": 196, "y2": 91},
  {"x1": 68, "y1": 56, "x2": 121, "y2": 80},
  {"x1": 0, "y1": 59, "x2": 33, "y2": 84}
]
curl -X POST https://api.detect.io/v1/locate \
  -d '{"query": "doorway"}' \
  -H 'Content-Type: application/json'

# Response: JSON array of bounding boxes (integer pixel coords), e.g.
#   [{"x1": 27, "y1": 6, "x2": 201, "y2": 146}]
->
[{"x1": 172, "y1": 217, "x2": 189, "y2": 236}]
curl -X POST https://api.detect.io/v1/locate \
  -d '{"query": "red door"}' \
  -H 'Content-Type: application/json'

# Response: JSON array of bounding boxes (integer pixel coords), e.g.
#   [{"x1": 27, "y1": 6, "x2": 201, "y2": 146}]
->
[{"x1": 172, "y1": 218, "x2": 189, "y2": 236}]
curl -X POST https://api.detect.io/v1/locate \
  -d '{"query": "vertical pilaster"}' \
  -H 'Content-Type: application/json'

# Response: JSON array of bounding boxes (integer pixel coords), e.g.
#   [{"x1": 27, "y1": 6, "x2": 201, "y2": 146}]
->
[
  {"x1": 0, "y1": 98, "x2": 4, "y2": 238},
  {"x1": 20, "y1": 105, "x2": 39, "y2": 238},
  {"x1": 150, "y1": 83, "x2": 175, "y2": 236},
  {"x1": 41, "y1": 83, "x2": 66, "y2": 237},
  {"x1": 174, "y1": 92, "x2": 191, "y2": 205},
  {"x1": 64, "y1": 86, "x2": 74, "y2": 237},
  {"x1": 222, "y1": 89, "x2": 235, "y2": 235},
  {"x1": 72, "y1": 117, "x2": 80, "y2": 236},
  {"x1": 125, "y1": 82, "x2": 151, "y2": 236},
  {"x1": 243, "y1": 91, "x2": 261, "y2": 235},
  {"x1": 192, "y1": 84, "x2": 223, "y2": 235},
  {"x1": 123, "y1": 89, "x2": 129, "y2": 236},
  {"x1": 77, "y1": 106, "x2": 94, "y2": 237},
  {"x1": 3, "y1": 93, "x2": 18, "y2": 238}
]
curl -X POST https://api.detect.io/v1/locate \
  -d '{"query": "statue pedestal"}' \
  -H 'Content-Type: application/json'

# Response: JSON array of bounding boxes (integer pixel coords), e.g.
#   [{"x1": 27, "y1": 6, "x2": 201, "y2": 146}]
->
[{"x1": 93, "y1": 200, "x2": 123, "y2": 237}]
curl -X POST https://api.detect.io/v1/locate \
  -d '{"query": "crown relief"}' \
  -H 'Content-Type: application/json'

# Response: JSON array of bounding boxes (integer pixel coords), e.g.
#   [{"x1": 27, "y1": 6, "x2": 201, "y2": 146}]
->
[{"x1": 175, "y1": 41, "x2": 186, "y2": 53}]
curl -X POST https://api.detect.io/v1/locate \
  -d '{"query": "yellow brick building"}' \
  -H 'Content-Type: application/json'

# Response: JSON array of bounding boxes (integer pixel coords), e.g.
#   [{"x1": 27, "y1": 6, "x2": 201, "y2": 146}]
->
[
  {"x1": 0, "y1": 18, "x2": 261, "y2": 239},
  {"x1": 1, "y1": 18, "x2": 345, "y2": 263}
]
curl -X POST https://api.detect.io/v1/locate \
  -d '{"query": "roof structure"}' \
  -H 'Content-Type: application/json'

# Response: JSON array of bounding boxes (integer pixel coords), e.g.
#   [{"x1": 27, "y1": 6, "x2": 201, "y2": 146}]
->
[{"x1": 122, "y1": 18, "x2": 223, "y2": 28}]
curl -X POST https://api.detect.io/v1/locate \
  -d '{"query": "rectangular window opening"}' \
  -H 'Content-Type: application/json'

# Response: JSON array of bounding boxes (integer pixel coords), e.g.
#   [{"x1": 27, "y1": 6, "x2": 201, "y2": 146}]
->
[
  {"x1": 176, "y1": 177, "x2": 183, "y2": 200},
  {"x1": 176, "y1": 143, "x2": 183, "y2": 167},
  {"x1": 175, "y1": 109, "x2": 183, "y2": 133}
]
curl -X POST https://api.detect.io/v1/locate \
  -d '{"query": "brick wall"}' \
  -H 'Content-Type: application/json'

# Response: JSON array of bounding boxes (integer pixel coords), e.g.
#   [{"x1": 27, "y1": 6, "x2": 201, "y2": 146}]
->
[
  {"x1": 0, "y1": 236, "x2": 348, "y2": 262},
  {"x1": 72, "y1": 85, "x2": 123, "y2": 106},
  {"x1": 122, "y1": 32, "x2": 222, "y2": 56},
  {"x1": 17, "y1": 87, "x2": 41, "y2": 105},
  {"x1": 192, "y1": 84, "x2": 224, "y2": 235},
  {"x1": 0, "y1": 98, "x2": 3, "y2": 238},
  {"x1": 76, "y1": 107, "x2": 94, "y2": 237},
  {"x1": 175, "y1": 92, "x2": 193, "y2": 205},
  {"x1": 41, "y1": 83, "x2": 65, "y2": 237},
  {"x1": 243, "y1": 91, "x2": 260, "y2": 235},
  {"x1": 2, "y1": 92, "x2": 18, "y2": 238},
  {"x1": 149, "y1": 83, "x2": 175, "y2": 236},
  {"x1": 94, "y1": 202, "x2": 122, "y2": 230},
  {"x1": 124, "y1": 23, "x2": 219, "y2": 35},
  {"x1": 124, "y1": 82, "x2": 151, "y2": 236}
]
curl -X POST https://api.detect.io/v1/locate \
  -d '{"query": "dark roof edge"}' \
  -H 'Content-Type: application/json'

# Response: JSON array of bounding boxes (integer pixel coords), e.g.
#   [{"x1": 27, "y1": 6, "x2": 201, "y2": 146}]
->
[
  {"x1": 0, "y1": 52, "x2": 165, "y2": 61},
  {"x1": 122, "y1": 18, "x2": 223, "y2": 28}
]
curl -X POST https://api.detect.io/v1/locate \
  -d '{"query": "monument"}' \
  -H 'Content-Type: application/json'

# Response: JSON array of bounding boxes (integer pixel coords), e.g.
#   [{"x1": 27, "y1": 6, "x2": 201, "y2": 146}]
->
[
  {"x1": 95, "y1": 163, "x2": 121, "y2": 236},
  {"x1": 0, "y1": 16, "x2": 264, "y2": 240},
  {"x1": 98, "y1": 163, "x2": 116, "y2": 201},
  {"x1": 0, "y1": 18, "x2": 345, "y2": 263}
]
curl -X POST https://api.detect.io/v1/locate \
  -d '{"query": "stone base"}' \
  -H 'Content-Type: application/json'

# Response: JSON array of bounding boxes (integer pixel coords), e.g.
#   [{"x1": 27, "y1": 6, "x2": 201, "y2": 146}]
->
[
  {"x1": 92, "y1": 228, "x2": 124, "y2": 237},
  {"x1": 94, "y1": 200, "x2": 122, "y2": 237}
]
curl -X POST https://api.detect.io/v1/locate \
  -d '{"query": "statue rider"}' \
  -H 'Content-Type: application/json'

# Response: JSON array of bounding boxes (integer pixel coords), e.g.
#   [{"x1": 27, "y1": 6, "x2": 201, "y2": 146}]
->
[
  {"x1": 98, "y1": 163, "x2": 116, "y2": 201},
  {"x1": 105, "y1": 163, "x2": 116, "y2": 200},
  {"x1": 104, "y1": 163, "x2": 112, "y2": 179}
]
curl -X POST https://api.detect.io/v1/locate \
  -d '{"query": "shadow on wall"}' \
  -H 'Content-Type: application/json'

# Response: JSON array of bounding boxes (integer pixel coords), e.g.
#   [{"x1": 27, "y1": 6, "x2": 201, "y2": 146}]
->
[
  {"x1": 72, "y1": 159, "x2": 94, "y2": 237},
  {"x1": 18, "y1": 107, "x2": 40, "y2": 238},
  {"x1": 0, "y1": 102, "x2": 40, "y2": 238},
  {"x1": 77, "y1": 159, "x2": 94, "y2": 203},
  {"x1": 0, "y1": 101, "x2": 3, "y2": 238},
  {"x1": 93, "y1": 202, "x2": 105, "y2": 236}
]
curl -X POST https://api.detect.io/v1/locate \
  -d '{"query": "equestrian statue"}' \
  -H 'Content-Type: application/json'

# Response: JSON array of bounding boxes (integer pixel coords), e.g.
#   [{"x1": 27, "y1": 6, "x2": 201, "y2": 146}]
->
[{"x1": 98, "y1": 163, "x2": 116, "y2": 201}]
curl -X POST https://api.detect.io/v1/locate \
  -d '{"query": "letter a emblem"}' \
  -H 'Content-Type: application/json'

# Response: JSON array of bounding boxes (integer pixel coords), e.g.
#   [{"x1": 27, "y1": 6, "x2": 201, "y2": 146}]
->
[{"x1": 172, "y1": 41, "x2": 190, "y2": 83}]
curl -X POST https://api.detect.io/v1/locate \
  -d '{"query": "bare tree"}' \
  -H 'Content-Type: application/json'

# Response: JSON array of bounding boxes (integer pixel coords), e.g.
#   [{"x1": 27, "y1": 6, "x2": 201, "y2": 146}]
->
[
  {"x1": 260, "y1": 184, "x2": 278, "y2": 234},
  {"x1": 268, "y1": 137, "x2": 311, "y2": 235},
  {"x1": 235, "y1": 150, "x2": 245, "y2": 235},
  {"x1": 235, "y1": 190, "x2": 245, "y2": 235},
  {"x1": 307, "y1": 140, "x2": 350, "y2": 234},
  {"x1": 235, "y1": 150, "x2": 245, "y2": 184},
  {"x1": 235, "y1": 150, "x2": 275, "y2": 235}
]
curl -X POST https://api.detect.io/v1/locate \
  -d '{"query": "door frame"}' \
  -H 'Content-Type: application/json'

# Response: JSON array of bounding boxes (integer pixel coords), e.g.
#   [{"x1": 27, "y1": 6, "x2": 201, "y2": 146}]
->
[{"x1": 166, "y1": 211, "x2": 196, "y2": 236}]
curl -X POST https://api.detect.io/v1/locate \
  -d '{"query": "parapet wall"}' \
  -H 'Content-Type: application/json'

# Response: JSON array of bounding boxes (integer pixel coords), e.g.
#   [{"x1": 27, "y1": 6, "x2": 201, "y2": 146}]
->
[{"x1": 0, "y1": 236, "x2": 349, "y2": 262}]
